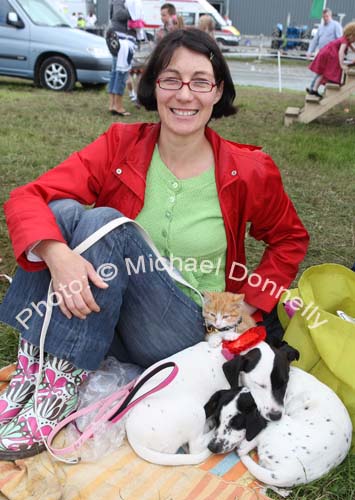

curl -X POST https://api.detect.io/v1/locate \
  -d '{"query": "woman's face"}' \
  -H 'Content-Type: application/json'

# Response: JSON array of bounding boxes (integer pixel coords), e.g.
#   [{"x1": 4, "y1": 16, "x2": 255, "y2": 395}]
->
[{"x1": 155, "y1": 47, "x2": 223, "y2": 139}]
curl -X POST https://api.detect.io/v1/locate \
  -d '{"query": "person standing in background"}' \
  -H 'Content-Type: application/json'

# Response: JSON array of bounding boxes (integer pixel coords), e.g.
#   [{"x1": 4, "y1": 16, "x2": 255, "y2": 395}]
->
[
  {"x1": 198, "y1": 15, "x2": 215, "y2": 38},
  {"x1": 307, "y1": 8, "x2": 342, "y2": 56},
  {"x1": 306, "y1": 8, "x2": 342, "y2": 93},
  {"x1": 77, "y1": 13, "x2": 86, "y2": 29},
  {"x1": 156, "y1": 3, "x2": 179, "y2": 42},
  {"x1": 307, "y1": 22, "x2": 355, "y2": 97},
  {"x1": 108, "y1": 0, "x2": 137, "y2": 116},
  {"x1": 223, "y1": 14, "x2": 232, "y2": 26},
  {"x1": 86, "y1": 10, "x2": 97, "y2": 28},
  {"x1": 70, "y1": 12, "x2": 77, "y2": 27}
]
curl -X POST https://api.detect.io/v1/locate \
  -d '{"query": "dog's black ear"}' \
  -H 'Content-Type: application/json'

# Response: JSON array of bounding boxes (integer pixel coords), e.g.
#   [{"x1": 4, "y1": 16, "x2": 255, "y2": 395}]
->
[
  {"x1": 204, "y1": 389, "x2": 236, "y2": 419},
  {"x1": 242, "y1": 348, "x2": 262, "y2": 373},
  {"x1": 285, "y1": 345, "x2": 300, "y2": 362},
  {"x1": 274, "y1": 340, "x2": 300, "y2": 362},
  {"x1": 223, "y1": 356, "x2": 244, "y2": 388},
  {"x1": 230, "y1": 413, "x2": 246, "y2": 430},
  {"x1": 237, "y1": 391, "x2": 256, "y2": 413},
  {"x1": 245, "y1": 409, "x2": 267, "y2": 441},
  {"x1": 223, "y1": 350, "x2": 262, "y2": 387},
  {"x1": 204, "y1": 390, "x2": 226, "y2": 418}
]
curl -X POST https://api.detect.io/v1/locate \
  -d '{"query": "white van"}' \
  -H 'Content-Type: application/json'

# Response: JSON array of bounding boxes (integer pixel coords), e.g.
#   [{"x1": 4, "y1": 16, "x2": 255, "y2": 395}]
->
[{"x1": 142, "y1": 0, "x2": 241, "y2": 49}]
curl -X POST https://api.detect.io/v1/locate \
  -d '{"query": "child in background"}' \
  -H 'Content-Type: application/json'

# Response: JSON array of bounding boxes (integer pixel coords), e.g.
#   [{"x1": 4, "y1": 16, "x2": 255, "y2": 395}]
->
[
  {"x1": 198, "y1": 15, "x2": 215, "y2": 38},
  {"x1": 307, "y1": 22, "x2": 355, "y2": 97}
]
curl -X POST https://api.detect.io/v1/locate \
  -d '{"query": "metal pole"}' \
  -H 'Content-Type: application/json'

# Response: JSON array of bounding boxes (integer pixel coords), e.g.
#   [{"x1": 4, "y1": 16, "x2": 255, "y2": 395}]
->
[{"x1": 278, "y1": 50, "x2": 282, "y2": 93}]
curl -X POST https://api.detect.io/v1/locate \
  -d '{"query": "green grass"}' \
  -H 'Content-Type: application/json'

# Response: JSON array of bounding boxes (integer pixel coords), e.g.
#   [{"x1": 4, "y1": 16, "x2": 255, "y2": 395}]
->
[{"x1": 0, "y1": 77, "x2": 354, "y2": 498}]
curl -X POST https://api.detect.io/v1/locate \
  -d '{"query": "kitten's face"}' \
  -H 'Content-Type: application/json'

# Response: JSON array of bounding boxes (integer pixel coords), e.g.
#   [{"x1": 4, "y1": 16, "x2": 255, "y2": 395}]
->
[{"x1": 203, "y1": 292, "x2": 245, "y2": 331}]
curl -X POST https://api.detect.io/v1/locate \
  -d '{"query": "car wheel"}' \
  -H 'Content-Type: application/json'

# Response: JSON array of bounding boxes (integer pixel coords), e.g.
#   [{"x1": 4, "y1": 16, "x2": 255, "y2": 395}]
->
[{"x1": 39, "y1": 56, "x2": 76, "y2": 91}]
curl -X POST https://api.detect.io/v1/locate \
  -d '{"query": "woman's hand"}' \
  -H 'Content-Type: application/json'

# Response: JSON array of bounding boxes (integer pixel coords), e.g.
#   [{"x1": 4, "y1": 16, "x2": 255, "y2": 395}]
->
[{"x1": 34, "y1": 240, "x2": 109, "y2": 319}]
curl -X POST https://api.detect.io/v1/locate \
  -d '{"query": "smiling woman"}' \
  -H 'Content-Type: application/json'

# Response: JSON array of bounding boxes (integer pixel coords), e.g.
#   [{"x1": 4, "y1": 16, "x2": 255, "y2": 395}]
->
[{"x1": 0, "y1": 28, "x2": 308, "y2": 460}]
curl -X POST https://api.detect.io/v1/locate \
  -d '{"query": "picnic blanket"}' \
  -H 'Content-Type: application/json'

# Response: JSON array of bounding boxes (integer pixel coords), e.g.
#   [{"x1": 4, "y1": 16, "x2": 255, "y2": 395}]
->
[{"x1": 0, "y1": 364, "x2": 271, "y2": 500}]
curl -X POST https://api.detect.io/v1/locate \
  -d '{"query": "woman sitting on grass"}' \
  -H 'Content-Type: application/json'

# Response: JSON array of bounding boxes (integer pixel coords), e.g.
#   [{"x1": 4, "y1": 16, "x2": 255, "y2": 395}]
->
[
  {"x1": 306, "y1": 22, "x2": 355, "y2": 97},
  {"x1": 0, "y1": 29, "x2": 308, "y2": 460}
]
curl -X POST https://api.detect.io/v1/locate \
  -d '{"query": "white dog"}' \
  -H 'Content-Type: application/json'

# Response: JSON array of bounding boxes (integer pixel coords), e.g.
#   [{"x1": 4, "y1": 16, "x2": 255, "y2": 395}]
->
[
  {"x1": 208, "y1": 366, "x2": 352, "y2": 488},
  {"x1": 125, "y1": 341, "x2": 230, "y2": 465}
]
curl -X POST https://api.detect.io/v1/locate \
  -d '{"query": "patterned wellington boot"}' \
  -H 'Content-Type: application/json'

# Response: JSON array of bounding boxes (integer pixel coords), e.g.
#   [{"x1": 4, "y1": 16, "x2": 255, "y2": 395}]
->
[
  {"x1": 0, "y1": 338, "x2": 40, "y2": 426},
  {"x1": 0, "y1": 353, "x2": 88, "y2": 460}
]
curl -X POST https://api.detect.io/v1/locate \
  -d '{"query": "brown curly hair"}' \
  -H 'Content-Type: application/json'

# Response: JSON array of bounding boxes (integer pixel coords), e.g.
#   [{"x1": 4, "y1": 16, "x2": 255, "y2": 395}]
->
[{"x1": 343, "y1": 22, "x2": 355, "y2": 41}]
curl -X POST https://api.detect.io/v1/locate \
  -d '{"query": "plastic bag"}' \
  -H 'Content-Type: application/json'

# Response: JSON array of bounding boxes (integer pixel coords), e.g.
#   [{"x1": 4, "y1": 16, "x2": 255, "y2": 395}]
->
[{"x1": 71, "y1": 356, "x2": 143, "y2": 462}]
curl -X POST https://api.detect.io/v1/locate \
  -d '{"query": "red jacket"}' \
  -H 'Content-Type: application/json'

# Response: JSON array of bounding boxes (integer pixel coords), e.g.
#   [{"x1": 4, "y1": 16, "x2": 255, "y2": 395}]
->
[{"x1": 4, "y1": 123, "x2": 309, "y2": 312}]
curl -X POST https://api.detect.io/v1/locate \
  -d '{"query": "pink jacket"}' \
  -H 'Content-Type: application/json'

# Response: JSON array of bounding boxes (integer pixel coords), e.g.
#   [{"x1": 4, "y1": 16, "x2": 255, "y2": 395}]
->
[{"x1": 4, "y1": 123, "x2": 309, "y2": 312}]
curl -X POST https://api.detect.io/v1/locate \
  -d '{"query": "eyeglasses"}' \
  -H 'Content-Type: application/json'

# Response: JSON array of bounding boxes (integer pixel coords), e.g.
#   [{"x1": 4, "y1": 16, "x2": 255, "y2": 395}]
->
[{"x1": 156, "y1": 78, "x2": 217, "y2": 93}]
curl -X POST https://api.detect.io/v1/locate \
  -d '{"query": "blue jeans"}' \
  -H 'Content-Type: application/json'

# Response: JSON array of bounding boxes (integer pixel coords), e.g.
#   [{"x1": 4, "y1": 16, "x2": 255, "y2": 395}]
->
[
  {"x1": 108, "y1": 56, "x2": 129, "y2": 95},
  {"x1": 0, "y1": 200, "x2": 204, "y2": 370}
]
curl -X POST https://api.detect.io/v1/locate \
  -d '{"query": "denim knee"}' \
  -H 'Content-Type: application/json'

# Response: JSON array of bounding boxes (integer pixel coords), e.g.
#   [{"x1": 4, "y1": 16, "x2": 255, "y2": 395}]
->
[
  {"x1": 48, "y1": 199, "x2": 86, "y2": 241},
  {"x1": 49, "y1": 199, "x2": 85, "y2": 221},
  {"x1": 47, "y1": 200, "x2": 125, "y2": 245},
  {"x1": 79, "y1": 206, "x2": 124, "y2": 227}
]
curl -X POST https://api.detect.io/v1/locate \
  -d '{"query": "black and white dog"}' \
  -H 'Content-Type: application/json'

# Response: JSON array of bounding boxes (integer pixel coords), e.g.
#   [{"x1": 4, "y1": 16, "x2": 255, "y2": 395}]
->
[
  {"x1": 207, "y1": 365, "x2": 353, "y2": 488},
  {"x1": 222, "y1": 340, "x2": 300, "y2": 422},
  {"x1": 125, "y1": 340, "x2": 297, "y2": 466}
]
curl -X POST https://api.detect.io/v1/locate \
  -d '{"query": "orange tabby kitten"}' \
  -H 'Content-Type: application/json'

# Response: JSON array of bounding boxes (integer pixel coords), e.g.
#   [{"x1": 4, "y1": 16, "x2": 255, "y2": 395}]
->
[{"x1": 202, "y1": 291, "x2": 256, "y2": 348}]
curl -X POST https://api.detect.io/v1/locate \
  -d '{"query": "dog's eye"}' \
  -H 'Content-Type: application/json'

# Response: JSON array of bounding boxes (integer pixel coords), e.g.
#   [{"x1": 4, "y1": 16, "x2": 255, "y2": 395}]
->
[{"x1": 257, "y1": 383, "x2": 267, "y2": 389}]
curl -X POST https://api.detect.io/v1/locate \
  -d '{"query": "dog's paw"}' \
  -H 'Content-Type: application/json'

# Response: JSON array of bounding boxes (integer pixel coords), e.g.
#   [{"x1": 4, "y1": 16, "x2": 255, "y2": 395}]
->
[{"x1": 223, "y1": 332, "x2": 238, "y2": 341}]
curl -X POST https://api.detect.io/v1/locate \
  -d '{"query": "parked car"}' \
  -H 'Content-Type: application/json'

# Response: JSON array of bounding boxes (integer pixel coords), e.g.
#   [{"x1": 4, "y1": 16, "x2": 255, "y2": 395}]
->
[{"x1": 0, "y1": 0, "x2": 112, "y2": 91}]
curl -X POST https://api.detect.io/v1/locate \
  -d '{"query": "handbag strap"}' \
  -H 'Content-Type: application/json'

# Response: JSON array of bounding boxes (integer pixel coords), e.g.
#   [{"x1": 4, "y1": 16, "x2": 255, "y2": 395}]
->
[{"x1": 47, "y1": 361, "x2": 178, "y2": 458}]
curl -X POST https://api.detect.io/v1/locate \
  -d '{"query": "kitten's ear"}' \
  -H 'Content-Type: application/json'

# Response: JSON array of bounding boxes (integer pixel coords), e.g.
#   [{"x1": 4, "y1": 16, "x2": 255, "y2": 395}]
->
[
  {"x1": 203, "y1": 291, "x2": 212, "y2": 303},
  {"x1": 234, "y1": 293, "x2": 245, "y2": 302}
]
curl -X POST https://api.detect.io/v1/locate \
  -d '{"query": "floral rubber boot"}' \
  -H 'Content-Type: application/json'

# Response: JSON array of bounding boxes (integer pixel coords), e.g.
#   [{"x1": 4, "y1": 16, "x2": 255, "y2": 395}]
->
[
  {"x1": 0, "y1": 353, "x2": 88, "y2": 460},
  {"x1": 0, "y1": 339, "x2": 40, "y2": 426}
]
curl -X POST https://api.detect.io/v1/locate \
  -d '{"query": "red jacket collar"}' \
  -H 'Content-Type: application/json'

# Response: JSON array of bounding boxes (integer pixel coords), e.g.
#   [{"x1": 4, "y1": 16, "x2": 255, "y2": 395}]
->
[{"x1": 113, "y1": 122, "x2": 262, "y2": 198}]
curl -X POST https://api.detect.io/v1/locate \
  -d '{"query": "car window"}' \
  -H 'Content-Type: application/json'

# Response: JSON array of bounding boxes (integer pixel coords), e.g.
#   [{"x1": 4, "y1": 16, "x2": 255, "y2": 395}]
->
[
  {"x1": 180, "y1": 12, "x2": 196, "y2": 26},
  {"x1": 16, "y1": 0, "x2": 70, "y2": 27},
  {"x1": 0, "y1": 0, "x2": 14, "y2": 26}
]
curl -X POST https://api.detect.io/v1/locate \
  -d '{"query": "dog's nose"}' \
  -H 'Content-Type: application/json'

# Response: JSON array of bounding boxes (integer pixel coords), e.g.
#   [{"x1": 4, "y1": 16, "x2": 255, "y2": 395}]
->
[
  {"x1": 208, "y1": 440, "x2": 222, "y2": 454},
  {"x1": 268, "y1": 410, "x2": 282, "y2": 421}
]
